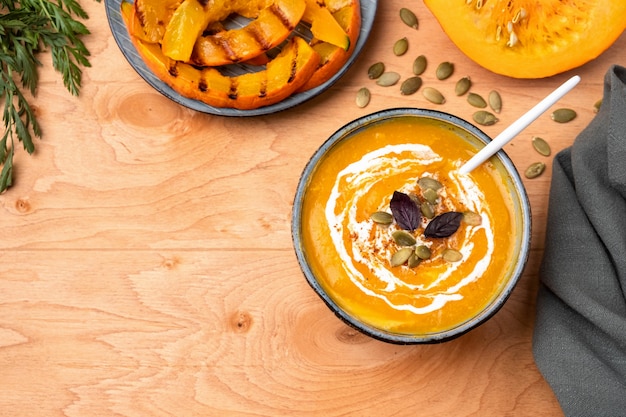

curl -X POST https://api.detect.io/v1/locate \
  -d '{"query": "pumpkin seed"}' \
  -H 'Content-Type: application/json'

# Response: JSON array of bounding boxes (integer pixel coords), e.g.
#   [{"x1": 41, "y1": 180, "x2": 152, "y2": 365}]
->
[
  {"x1": 442, "y1": 248, "x2": 463, "y2": 263},
  {"x1": 467, "y1": 92, "x2": 487, "y2": 108},
  {"x1": 455, "y1": 76, "x2": 471, "y2": 96},
  {"x1": 376, "y1": 72, "x2": 401, "y2": 87},
  {"x1": 367, "y1": 62, "x2": 385, "y2": 79},
  {"x1": 525, "y1": 162, "x2": 546, "y2": 179},
  {"x1": 532, "y1": 136, "x2": 551, "y2": 156},
  {"x1": 393, "y1": 37, "x2": 409, "y2": 56},
  {"x1": 463, "y1": 211, "x2": 482, "y2": 226},
  {"x1": 551, "y1": 108, "x2": 577, "y2": 123},
  {"x1": 400, "y1": 7, "x2": 419, "y2": 29},
  {"x1": 370, "y1": 211, "x2": 392, "y2": 224},
  {"x1": 413, "y1": 55, "x2": 427, "y2": 75},
  {"x1": 356, "y1": 87, "x2": 371, "y2": 108},
  {"x1": 400, "y1": 76, "x2": 422, "y2": 95},
  {"x1": 415, "y1": 245, "x2": 432, "y2": 260},
  {"x1": 488, "y1": 90, "x2": 502, "y2": 113},
  {"x1": 392, "y1": 230, "x2": 417, "y2": 246},
  {"x1": 472, "y1": 110, "x2": 499, "y2": 126},
  {"x1": 435, "y1": 61, "x2": 454, "y2": 80},
  {"x1": 593, "y1": 98, "x2": 602, "y2": 113},
  {"x1": 423, "y1": 188, "x2": 438, "y2": 204},
  {"x1": 391, "y1": 247, "x2": 414, "y2": 267},
  {"x1": 421, "y1": 201, "x2": 435, "y2": 219},
  {"x1": 418, "y1": 176, "x2": 443, "y2": 191},
  {"x1": 423, "y1": 87, "x2": 445, "y2": 104},
  {"x1": 407, "y1": 253, "x2": 421, "y2": 268}
]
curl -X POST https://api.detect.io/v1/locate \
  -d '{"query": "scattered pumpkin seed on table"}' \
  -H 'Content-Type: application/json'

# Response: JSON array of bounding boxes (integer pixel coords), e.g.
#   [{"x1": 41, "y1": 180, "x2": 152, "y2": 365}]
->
[
  {"x1": 367, "y1": 62, "x2": 385, "y2": 79},
  {"x1": 593, "y1": 98, "x2": 602, "y2": 113},
  {"x1": 551, "y1": 108, "x2": 577, "y2": 123},
  {"x1": 400, "y1": 76, "x2": 422, "y2": 95},
  {"x1": 423, "y1": 87, "x2": 445, "y2": 104},
  {"x1": 472, "y1": 110, "x2": 498, "y2": 126},
  {"x1": 532, "y1": 136, "x2": 551, "y2": 156},
  {"x1": 393, "y1": 37, "x2": 409, "y2": 56},
  {"x1": 467, "y1": 92, "x2": 487, "y2": 108},
  {"x1": 455, "y1": 76, "x2": 471, "y2": 96},
  {"x1": 356, "y1": 87, "x2": 371, "y2": 108},
  {"x1": 435, "y1": 61, "x2": 454, "y2": 80},
  {"x1": 400, "y1": 7, "x2": 419, "y2": 29},
  {"x1": 525, "y1": 162, "x2": 546, "y2": 179},
  {"x1": 413, "y1": 55, "x2": 427, "y2": 75},
  {"x1": 376, "y1": 72, "x2": 401, "y2": 87},
  {"x1": 488, "y1": 90, "x2": 502, "y2": 113}
]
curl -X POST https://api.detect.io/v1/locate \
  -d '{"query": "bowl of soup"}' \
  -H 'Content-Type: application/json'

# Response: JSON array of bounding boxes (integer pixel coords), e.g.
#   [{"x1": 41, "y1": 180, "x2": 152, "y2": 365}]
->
[{"x1": 291, "y1": 108, "x2": 531, "y2": 344}]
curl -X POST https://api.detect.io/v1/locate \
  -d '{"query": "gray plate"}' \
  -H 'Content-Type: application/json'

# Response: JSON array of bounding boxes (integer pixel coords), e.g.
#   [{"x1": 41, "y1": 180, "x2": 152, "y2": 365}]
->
[{"x1": 105, "y1": 0, "x2": 378, "y2": 116}]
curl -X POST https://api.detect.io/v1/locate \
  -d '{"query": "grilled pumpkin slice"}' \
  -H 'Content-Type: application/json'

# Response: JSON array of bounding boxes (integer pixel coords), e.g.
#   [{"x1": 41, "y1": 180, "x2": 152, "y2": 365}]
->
[{"x1": 131, "y1": 0, "x2": 181, "y2": 43}]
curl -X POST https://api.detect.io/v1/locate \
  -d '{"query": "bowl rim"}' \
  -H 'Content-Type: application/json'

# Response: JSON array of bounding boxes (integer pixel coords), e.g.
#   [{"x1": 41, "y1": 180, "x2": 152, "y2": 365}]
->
[{"x1": 291, "y1": 107, "x2": 532, "y2": 344}]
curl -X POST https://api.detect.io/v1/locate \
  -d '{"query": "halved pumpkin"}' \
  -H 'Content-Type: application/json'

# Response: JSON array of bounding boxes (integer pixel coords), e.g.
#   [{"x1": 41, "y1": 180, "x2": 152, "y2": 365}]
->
[
  {"x1": 122, "y1": 2, "x2": 320, "y2": 109},
  {"x1": 424, "y1": 0, "x2": 626, "y2": 78},
  {"x1": 191, "y1": 0, "x2": 306, "y2": 66},
  {"x1": 299, "y1": 0, "x2": 361, "y2": 91}
]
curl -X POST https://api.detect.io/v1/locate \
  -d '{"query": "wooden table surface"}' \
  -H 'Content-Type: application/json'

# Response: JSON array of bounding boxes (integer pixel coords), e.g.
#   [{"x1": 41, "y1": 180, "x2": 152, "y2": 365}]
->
[{"x1": 1, "y1": 1, "x2": 624, "y2": 415}]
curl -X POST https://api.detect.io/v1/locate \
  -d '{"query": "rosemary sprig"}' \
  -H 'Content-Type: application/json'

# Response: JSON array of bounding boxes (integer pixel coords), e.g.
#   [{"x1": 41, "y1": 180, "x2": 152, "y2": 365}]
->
[{"x1": 0, "y1": 0, "x2": 94, "y2": 193}]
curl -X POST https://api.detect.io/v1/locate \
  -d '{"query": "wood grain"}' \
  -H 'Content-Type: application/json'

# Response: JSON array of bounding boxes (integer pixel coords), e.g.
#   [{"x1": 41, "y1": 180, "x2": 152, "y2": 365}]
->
[{"x1": 1, "y1": 0, "x2": 625, "y2": 415}]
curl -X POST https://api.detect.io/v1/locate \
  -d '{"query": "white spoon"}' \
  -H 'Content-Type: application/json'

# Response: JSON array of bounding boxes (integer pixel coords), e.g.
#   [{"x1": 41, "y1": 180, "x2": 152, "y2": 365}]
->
[{"x1": 458, "y1": 75, "x2": 581, "y2": 175}]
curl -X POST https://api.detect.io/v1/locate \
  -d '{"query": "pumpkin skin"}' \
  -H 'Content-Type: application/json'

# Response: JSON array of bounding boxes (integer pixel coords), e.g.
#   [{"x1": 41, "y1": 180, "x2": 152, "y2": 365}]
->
[{"x1": 424, "y1": 0, "x2": 626, "y2": 79}]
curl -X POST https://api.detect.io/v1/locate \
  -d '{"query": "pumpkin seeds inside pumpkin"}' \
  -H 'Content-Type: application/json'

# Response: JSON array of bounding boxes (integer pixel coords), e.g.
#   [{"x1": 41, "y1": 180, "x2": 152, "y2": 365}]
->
[
  {"x1": 367, "y1": 62, "x2": 385, "y2": 79},
  {"x1": 435, "y1": 61, "x2": 454, "y2": 80},
  {"x1": 400, "y1": 76, "x2": 422, "y2": 95},
  {"x1": 392, "y1": 230, "x2": 417, "y2": 246},
  {"x1": 472, "y1": 110, "x2": 499, "y2": 126},
  {"x1": 532, "y1": 136, "x2": 551, "y2": 156},
  {"x1": 467, "y1": 92, "x2": 487, "y2": 108},
  {"x1": 356, "y1": 87, "x2": 371, "y2": 108},
  {"x1": 393, "y1": 37, "x2": 409, "y2": 56},
  {"x1": 488, "y1": 90, "x2": 502, "y2": 113},
  {"x1": 442, "y1": 248, "x2": 463, "y2": 263},
  {"x1": 376, "y1": 72, "x2": 401, "y2": 87},
  {"x1": 525, "y1": 162, "x2": 546, "y2": 179},
  {"x1": 391, "y1": 247, "x2": 414, "y2": 267},
  {"x1": 455, "y1": 76, "x2": 471, "y2": 96},
  {"x1": 400, "y1": 7, "x2": 419, "y2": 29},
  {"x1": 423, "y1": 87, "x2": 445, "y2": 104},
  {"x1": 413, "y1": 55, "x2": 427, "y2": 75},
  {"x1": 370, "y1": 211, "x2": 392, "y2": 224},
  {"x1": 551, "y1": 108, "x2": 577, "y2": 123}
]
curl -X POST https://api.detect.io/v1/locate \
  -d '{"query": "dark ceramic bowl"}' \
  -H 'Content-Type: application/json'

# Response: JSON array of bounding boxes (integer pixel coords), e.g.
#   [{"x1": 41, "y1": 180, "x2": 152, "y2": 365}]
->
[{"x1": 291, "y1": 108, "x2": 531, "y2": 344}]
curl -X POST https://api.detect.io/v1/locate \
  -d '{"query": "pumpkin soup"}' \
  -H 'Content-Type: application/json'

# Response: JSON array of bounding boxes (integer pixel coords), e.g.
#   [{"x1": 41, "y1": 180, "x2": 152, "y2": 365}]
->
[{"x1": 300, "y1": 115, "x2": 519, "y2": 336}]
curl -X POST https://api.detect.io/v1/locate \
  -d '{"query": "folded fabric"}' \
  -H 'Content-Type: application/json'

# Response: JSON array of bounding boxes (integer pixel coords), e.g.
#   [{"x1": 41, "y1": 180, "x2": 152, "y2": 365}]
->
[{"x1": 533, "y1": 65, "x2": 626, "y2": 416}]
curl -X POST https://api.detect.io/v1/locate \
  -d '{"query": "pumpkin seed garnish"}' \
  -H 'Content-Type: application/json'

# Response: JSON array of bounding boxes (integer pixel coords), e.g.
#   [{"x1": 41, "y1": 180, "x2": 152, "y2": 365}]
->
[
  {"x1": 467, "y1": 92, "x2": 487, "y2": 108},
  {"x1": 400, "y1": 7, "x2": 419, "y2": 29},
  {"x1": 442, "y1": 248, "x2": 463, "y2": 263},
  {"x1": 356, "y1": 87, "x2": 371, "y2": 108},
  {"x1": 391, "y1": 247, "x2": 414, "y2": 267},
  {"x1": 418, "y1": 176, "x2": 443, "y2": 191},
  {"x1": 407, "y1": 253, "x2": 421, "y2": 268},
  {"x1": 435, "y1": 61, "x2": 454, "y2": 80},
  {"x1": 472, "y1": 110, "x2": 499, "y2": 126},
  {"x1": 400, "y1": 76, "x2": 422, "y2": 95},
  {"x1": 423, "y1": 87, "x2": 445, "y2": 104},
  {"x1": 421, "y1": 201, "x2": 435, "y2": 219},
  {"x1": 551, "y1": 108, "x2": 577, "y2": 123},
  {"x1": 488, "y1": 90, "x2": 502, "y2": 113},
  {"x1": 376, "y1": 72, "x2": 401, "y2": 87},
  {"x1": 393, "y1": 37, "x2": 409, "y2": 56},
  {"x1": 367, "y1": 62, "x2": 385, "y2": 79},
  {"x1": 392, "y1": 230, "x2": 417, "y2": 246},
  {"x1": 370, "y1": 211, "x2": 393, "y2": 225},
  {"x1": 422, "y1": 188, "x2": 438, "y2": 204},
  {"x1": 455, "y1": 76, "x2": 471, "y2": 96},
  {"x1": 415, "y1": 245, "x2": 432, "y2": 260},
  {"x1": 525, "y1": 162, "x2": 546, "y2": 179},
  {"x1": 413, "y1": 55, "x2": 427, "y2": 75},
  {"x1": 532, "y1": 136, "x2": 551, "y2": 156},
  {"x1": 463, "y1": 211, "x2": 482, "y2": 226},
  {"x1": 593, "y1": 98, "x2": 602, "y2": 113}
]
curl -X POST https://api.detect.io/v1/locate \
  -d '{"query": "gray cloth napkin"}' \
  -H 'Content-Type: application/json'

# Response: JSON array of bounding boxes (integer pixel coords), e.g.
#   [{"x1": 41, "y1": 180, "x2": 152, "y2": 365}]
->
[{"x1": 533, "y1": 65, "x2": 626, "y2": 416}]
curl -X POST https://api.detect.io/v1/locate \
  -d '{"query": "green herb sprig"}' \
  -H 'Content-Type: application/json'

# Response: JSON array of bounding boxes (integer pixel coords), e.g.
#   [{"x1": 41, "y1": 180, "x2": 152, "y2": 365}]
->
[{"x1": 0, "y1": 0, "x2": 94, "y2": 193}]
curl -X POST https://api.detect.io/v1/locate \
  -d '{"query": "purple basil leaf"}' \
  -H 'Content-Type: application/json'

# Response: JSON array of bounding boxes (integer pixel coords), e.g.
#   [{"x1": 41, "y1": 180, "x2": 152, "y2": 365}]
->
[
  {"x1": 390, "y1": 191, "x2": 421, "y2": 231},
  {"x1": 424, "y1": 212, "x2": 463, "y2": 238}
]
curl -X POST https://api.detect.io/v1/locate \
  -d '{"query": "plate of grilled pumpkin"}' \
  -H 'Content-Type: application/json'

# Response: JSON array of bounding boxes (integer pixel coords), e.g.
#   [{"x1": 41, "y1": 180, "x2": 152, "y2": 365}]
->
[{"x1": 106, "y1": 0, "x2": 376, "y2": 116}]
